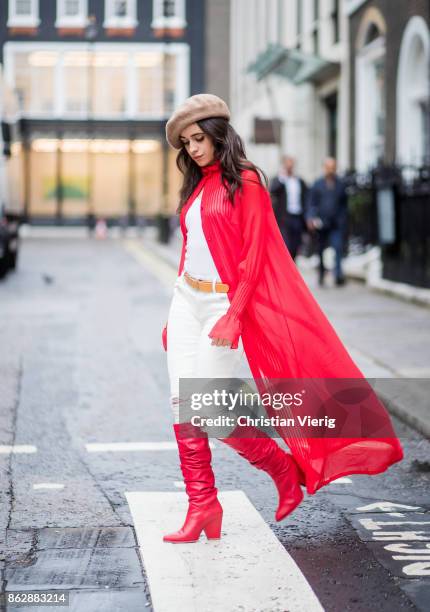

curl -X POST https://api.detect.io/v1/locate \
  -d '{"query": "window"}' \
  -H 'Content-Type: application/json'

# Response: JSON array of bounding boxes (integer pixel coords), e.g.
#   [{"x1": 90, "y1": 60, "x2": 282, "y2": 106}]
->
[
  {"x1": 312, "y1": 28, "x2": 319, "y2": 54},
  {"x1": 356, "y1": 22, "x2": 386, "y2": 170},
  {"x1": 397, "y1": 17, "x2": 430, "y2": 166},
  {"x1": 16, "y1": 0, "x2": 31, "y2": 14},
  {"x1": 104, "y1": 0, "x2": 137, "y2": 28},
  {"x1": 296, "y1": 0, "x2": 302, "y2": 49},
  {"x1": 313, "y1": 0, "x2": 319, "y2": 22},
  {"x1": 56, "y1": 0, "x2": 87, "y2": 27},
  {"x1": 421, "y1": 100, "x2": 430, "y2": 164},
  {"x1": 113, "y1": 0, "x2": 127, "y2": 17},
  {"x1": 92, "y1": 52, "x2": 128, "y2": 116},
  {"x1": 135, "y1": 51, "x2": 177, "y2": 115},
  {"x1": 4, "y1": 42, "x2": 189, "y2": 119},
  {"x1": 331, "y1": 0, "x2": 340, "y2": 44},
  {"x1": 63, "y1": 51, "x2": 90, "y2": 114},
  {"x1": 163, "y1": 1, "x2": 176, "y2": 18},
  {"x1": 325, "y1": 93, "x2": 338, "y2": 158},
  {"x1": 8, "y1": 0, "x2": 39, "y2": 27},
  {"x1": 312, "y1": 0, "x2": 319, "y2": 54},
  {"x1": 13, "y1": 50, "x2": 57, "y2": 114},
  {"x1": 152, "y1": 0, "x2": 186, "y2": 29}
]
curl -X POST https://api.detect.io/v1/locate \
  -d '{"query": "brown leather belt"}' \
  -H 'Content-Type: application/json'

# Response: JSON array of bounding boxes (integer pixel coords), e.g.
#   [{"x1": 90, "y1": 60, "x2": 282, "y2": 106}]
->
[{"x1": 184, "y1": 271, "x2": 229, "y2": 293}]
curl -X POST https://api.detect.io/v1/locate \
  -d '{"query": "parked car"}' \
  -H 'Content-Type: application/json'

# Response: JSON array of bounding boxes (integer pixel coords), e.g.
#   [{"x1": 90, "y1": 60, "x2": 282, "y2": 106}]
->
[
  {"x1": 0, "y1": 203, "x2": 19, "y2": 278},
  {"x1": 0, "y1": 68, "x2": 24, "y2": 279}
]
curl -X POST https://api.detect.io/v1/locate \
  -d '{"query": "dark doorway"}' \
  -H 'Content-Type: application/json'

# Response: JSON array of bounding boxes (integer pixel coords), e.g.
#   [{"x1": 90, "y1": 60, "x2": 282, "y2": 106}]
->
[{"x1": 325, "y1": 92, "x2": 338, "y2": 159}]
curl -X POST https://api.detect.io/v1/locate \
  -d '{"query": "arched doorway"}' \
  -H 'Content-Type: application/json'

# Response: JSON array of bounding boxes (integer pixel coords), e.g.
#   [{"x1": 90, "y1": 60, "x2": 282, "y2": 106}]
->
[
  {"x1": 397, "y1": 16, "x2": 430, "y2": 166},
  {"x1": 355, "y1": 9, "x2": 387, "y2": 172}
]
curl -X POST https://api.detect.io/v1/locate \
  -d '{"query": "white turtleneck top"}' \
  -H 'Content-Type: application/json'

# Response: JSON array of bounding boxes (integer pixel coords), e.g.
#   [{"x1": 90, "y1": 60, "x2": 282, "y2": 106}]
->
[{"x1": 184, "y1": 187, "x2": 222, "y2": 282}]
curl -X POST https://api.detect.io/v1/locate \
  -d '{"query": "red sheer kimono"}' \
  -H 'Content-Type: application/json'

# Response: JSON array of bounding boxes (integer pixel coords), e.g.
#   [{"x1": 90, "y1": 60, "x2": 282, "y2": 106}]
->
[{"x1": 163, "y1": 159, "x2": 404, "y2": 494}]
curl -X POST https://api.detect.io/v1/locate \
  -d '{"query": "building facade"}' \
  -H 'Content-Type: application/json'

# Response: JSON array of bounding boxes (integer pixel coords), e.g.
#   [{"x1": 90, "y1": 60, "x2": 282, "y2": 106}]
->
[
  {"x1": 230, "y1": 0, "x2": 430, "y2": 181},
  {"x1": 230, "y1": 0, "x2": 349, "y2": 183},
  {"x1": 347, "y1": 0, "x2": 430, "y2": 171},
  {"x1": 0, "y1": 0, "x2": 230, "y2": 224}
]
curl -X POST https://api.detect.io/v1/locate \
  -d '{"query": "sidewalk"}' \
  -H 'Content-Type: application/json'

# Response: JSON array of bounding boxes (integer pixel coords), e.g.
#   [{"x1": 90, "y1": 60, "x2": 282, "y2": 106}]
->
[
  {"x1": 138, "y1": 226, "x2": 430, "y2": 439},
  {"x1": 341, "y1": 246, "x2": 430, "y2": 309}
]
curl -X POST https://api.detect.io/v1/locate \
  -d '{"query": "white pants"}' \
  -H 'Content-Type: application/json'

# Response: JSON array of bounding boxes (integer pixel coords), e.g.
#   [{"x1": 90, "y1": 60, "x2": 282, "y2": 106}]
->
[{"x1": 166, "y1": 272, "x2": 245, "y2": 426}]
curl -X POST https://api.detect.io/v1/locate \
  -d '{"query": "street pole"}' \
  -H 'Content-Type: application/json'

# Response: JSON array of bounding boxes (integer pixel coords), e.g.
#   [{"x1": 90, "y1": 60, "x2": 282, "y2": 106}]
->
[
  {"x1": 85, "y1": 15, "x2": 97, "y2": 233},
  {"x1": 158, "y1": 23, "x2": 171, "y2": 244}
]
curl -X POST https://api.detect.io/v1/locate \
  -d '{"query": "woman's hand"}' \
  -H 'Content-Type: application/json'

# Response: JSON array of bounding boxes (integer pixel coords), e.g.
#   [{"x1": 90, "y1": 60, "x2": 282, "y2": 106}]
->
[
  {"x1": 210, "y1": 337, "x2": 233, "y2": 347},
  {"x1": 208, "y1": 313, "x2": 242, "y2": 349},
  {"x1": 162, "y1": 323, "x2": 168, "y2": 351}
]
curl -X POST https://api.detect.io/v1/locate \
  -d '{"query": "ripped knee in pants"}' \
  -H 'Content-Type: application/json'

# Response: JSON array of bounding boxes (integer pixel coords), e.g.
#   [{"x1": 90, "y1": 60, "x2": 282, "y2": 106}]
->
[{"x1": 170, "y1": 394, "x2": 192, "y2": 424}]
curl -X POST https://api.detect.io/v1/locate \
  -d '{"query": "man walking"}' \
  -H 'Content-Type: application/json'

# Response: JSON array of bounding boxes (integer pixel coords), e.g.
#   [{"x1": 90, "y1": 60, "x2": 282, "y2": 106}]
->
[
  {"x1": 269, "y1": 155, "x2": 308, "y2": 261},
  {"x1": 306, "y1": 158, "x2": 348, "y2": 287}
]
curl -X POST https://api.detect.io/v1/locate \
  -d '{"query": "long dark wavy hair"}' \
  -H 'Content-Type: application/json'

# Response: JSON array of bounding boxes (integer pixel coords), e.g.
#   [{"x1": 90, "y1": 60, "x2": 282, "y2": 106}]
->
[{"x1": 175, "y1": 117, "x2": 268, "y2": 215}]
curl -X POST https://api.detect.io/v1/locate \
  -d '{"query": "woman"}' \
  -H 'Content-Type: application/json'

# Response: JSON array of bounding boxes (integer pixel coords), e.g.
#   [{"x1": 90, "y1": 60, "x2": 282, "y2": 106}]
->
[{"x1": 161, "y1": 93, "x2": 403, "y2": 544}]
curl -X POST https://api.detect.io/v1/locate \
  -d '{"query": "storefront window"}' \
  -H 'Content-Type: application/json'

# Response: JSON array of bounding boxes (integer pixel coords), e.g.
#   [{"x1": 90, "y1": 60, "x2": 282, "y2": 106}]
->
[
  {"x1": 167, "y1": 145, "x2": 182, "y2": 215},
  {"x1": 134, "y1": 140, "x2": 163, "y2": 215},
  {"x1": 8, "y1": 141, "x2": 25, "y2": 214},
  {"x1": 29, "y1": 138, "x2": 58, "y2": 217},
  {"x1": 60, "y1": 136, "x2": 90, "y2": 218},
  {"x1": 26, "y1": 137, "x2": 181, "y2": 221},
  {"x1": 92, "y1": 141, "x2": 129, "y2": 217}
]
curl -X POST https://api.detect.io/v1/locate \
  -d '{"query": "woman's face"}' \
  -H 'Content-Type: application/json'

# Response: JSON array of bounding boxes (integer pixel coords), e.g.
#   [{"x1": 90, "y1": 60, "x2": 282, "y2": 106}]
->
[{"x1": 179, "y1": 123, "x2": 215, "y2": 168}]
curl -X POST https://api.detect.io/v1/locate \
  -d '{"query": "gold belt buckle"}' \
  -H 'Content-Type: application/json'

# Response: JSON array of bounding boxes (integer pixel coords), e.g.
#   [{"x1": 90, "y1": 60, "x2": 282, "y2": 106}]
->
[{"x1": 184, "y1": 271, "x2": 229, "y2": 293}]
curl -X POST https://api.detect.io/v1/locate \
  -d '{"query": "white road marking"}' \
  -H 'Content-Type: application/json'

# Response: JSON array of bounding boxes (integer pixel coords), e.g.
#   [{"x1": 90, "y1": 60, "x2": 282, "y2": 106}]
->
[
  {"x1": 86, "y1": 441, "x2": 215, "y2": 453},
  {"x1": 328, "y1": 477, "x2": 352, "y2": 484},
  {"x1": 0, "y1": 445, "x2": 37, "y2": 454},
  {"x1": 174, "y1": 481, "x2": 185, "y2": 488},
  {"x1": 359, "y1": 518, "x2": 430, "y2": 530},
  {"x1": 373, "y1": 531, "x2": 430, "y2": 541},
  {"x1": 359, "y1": 515, "x2": 430, "y2": 575},
  {"x1": 384, "y1": 544, "x2": 430, "y2": 554},
  {"x1": 123, "y1": 239, "x2": 176, "y2": 288},
  {"x1": 402, "y1": 562, "x2": 430, "y2": 575},
  {"x1": 33, "y1": 483, "x2": 65, "y2": 490},
  {"x1": 126, "y1": 490, "x2": 324, "y2": 612},
  {"x1": 356, "y1": 502, "x2": 422, "y2": 513}
]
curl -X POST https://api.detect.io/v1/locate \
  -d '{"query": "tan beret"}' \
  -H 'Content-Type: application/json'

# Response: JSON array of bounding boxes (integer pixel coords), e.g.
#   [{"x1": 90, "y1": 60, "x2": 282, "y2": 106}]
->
[{"x1": 166, "y1": 93, "x2": 230, "y2": 149}]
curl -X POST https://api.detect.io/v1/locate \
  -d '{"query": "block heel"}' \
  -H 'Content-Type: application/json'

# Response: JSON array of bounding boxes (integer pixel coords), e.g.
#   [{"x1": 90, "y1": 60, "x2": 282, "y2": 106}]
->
[{"x1": 203, "y1": 511, "x2": 223, "y2": 539}]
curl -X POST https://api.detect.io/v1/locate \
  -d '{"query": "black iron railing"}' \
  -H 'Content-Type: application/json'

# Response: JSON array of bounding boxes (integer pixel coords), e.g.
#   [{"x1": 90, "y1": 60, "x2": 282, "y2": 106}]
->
[{"x1": 346, "y1": 163, "x2": 430, "y2": 288}]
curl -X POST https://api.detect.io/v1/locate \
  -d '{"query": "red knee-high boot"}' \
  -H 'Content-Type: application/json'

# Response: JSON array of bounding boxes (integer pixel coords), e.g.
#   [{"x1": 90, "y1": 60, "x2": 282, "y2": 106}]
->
[
  {"x1": 218, "y1": 424, "x2": 304, "y2": 521},
  {"x1": 163, "y1": 422, "x2": 223, "y2": 543}
]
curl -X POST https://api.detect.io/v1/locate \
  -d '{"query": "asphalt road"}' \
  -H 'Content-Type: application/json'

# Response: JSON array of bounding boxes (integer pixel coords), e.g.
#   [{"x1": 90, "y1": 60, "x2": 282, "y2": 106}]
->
[{"x1": 0, "y1": 236, "x2": 429, "y2": 612}]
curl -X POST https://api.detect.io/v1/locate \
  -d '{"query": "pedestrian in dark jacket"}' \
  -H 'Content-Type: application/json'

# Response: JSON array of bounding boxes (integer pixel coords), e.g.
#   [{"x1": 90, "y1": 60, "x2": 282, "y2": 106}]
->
[
  {"x1": 269, "y1": 155, "x2": 308, "y2": 261},
  {"x1": 306, "y1": 157, "x2": 348, "y2": 287}
]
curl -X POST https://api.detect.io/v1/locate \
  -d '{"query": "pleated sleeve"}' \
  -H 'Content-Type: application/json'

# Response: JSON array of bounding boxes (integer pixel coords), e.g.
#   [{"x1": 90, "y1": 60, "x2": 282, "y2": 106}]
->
[{"x1": 208, "y1": 169, "x2": 269, "y2": 349}]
